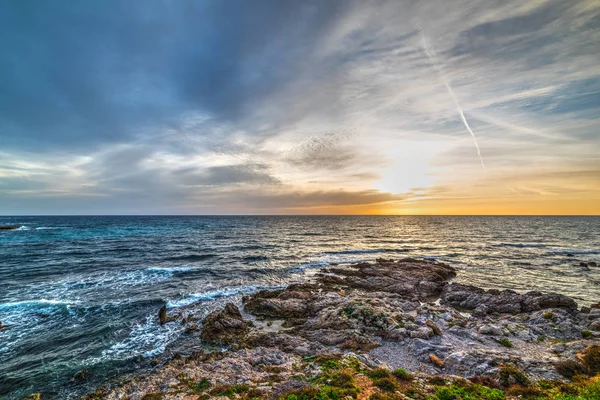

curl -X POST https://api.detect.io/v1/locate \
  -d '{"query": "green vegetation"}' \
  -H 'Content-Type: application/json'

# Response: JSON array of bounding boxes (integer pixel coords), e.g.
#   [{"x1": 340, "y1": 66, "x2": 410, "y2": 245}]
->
[
  {"x1": 373, "y1": 377, "x2": 398, "y2": 392},
  {"x1": 210, "y1": 383, "x2": 250, "y2": 397},
  {"x1": 432, "y1": 384, "x2": 505, "y2": 400},
  {"x1": 498, "y1": 363, "x2": 531, "y2": 387},
  {"x1": 543, "y1": 311, "x2": 555, "y2": 320},
  {"x1": 392, "y1": 368, "x2": 412, "y2": 380},
  {"x1": 581, "y1": 329, "x2": 593, "y2": 339},
  {"x1": 366, "y1": 367, "x2": 392, "y2": 380},
  {"x1": 496, "y1": 338, "x2": 513, "y2": 348},
  {"x1": 189, "y1": 377, "x2": 211, "y2": 393}
]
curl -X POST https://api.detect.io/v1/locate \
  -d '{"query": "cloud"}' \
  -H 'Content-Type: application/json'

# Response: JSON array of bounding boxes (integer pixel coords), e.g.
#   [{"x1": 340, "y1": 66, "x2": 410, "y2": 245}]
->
[{"x1": 0, "y1": 0, "x2": 598, "y2": 214}]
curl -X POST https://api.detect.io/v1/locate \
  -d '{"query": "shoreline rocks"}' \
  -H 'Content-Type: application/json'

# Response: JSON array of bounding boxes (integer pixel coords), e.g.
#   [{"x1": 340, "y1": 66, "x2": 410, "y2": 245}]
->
[
  {"x1": 0, "y1": 225, "x2": 20, "y2": 230},
  {"x1": 82, "y1": 258, "x2": 600, "y2": 399}
]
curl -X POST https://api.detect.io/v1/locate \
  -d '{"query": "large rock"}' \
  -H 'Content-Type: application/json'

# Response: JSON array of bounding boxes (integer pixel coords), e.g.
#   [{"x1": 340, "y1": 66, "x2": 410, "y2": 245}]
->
[
  {"x1": 441, "y1": 283, "x2": 578, "y2": 315},
  {"x1": 201, "y1": 303, "x2": 250, "y2": 344},
  {"x1": 0, "y1": 225, "x2": 20, "y2": 230},
  {"x1": 324, "y1": 258, "x2": 456, "y2": 299}
]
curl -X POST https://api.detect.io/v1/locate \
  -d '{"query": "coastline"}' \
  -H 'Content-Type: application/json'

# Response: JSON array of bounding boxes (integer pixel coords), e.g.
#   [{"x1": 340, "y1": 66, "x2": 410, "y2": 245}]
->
[{"x1": 67, "y1": 258, "x2": 600, "y2": 400}]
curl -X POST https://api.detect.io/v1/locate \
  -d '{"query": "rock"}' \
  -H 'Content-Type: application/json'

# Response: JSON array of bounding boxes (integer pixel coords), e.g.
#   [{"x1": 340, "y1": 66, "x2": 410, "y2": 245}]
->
[
  {"x1": 430, "y1": 353, "x2": 444, "y2": 368},
  {"x1": 73, "y1": 369, "x2": 89, "y2": 382},
  {"x1": 0, "y1": 225, "x2": 20, "y2": 230},
  {"x1": 580, "y1": 262, "x2": 590, "y2": 270},
  {"x1": 479, "y1": 324, "x2": 503, "y2": 336},
  {"x1": 588, "y1": 309, "x2": 600, "y2": 320},
  {"x1": 441, "y1": 283, "x2": 578, "y2": 315},
  {"x1": 158, "y1": 305, "x2": 168, "y2": 325},
  {"x1": 184, "y1": 324, "x2": 199, "y2": 334},
  {"x1": 200, "y1": 303, "x2": 250, "y2": 344},
  {"x1": 566, "y1": 253, "x2": 574, "y2": 257},
  {"x1": 589, "y1": 262, "x2": 597, "y2": 267},
  {"x1": 590, "y1": 321, "x2": 600, "y2": 331},
  {"x1": 426, "y1": 319, "x2": 443, "y2": 336},
  {"x1": 325, "y1": 258, "x2": 456, "y2": 299},
  {"x1": 411, "y1": 327, "x2": 434, "y2": 339}
]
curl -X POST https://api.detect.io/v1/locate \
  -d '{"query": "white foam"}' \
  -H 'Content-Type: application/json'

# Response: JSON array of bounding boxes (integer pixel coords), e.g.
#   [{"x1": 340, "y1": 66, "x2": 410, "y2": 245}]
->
[
  {"x1": 167, "y1": 285, "x2": 279, "y2": 308},
  {"x1": 146, "y1": 265, "x2": 197, "y2": 273},
  {"x1": 0, "y1": 299, "x2": 74, "y2": 309},
  {"x1": 86, "y1": 314, "x2": 183, "y2": 365}
]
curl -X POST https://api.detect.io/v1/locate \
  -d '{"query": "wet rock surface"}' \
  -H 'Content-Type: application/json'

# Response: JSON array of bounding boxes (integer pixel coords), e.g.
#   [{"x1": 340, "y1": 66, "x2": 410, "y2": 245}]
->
[{"x1": 85, "y1": 258, "x2": 599, "y2": 399}]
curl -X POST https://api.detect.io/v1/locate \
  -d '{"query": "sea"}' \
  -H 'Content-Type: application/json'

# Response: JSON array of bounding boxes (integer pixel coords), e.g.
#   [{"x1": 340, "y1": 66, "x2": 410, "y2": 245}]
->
[{"x1": 1, "y1": 215, "x2": 599, "y2": 398}]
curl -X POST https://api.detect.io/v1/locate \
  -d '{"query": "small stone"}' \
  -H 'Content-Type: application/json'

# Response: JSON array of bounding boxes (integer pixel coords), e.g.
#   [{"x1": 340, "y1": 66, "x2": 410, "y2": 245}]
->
[
  {"x1": 589, "y1": 262, "x2": 597, "y2": 267},
  {"x1": 426, "y1": 319, "x2": 443, "y2": 336},
  {"x1": 590, "y1": 321, "x2": 600, "y2": 331},
  {"x1": 185, "y1": 324, "x2": 199, "y2": 334},
  {"x1": 429, "y1": 353, "x2": 444, "y2": 368}
]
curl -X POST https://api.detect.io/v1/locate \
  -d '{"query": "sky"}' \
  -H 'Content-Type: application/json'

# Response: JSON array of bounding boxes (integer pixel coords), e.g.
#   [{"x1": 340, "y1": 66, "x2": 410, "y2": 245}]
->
[{"x1": 0, "y1": 0, "x2": 599, "y2": 215}]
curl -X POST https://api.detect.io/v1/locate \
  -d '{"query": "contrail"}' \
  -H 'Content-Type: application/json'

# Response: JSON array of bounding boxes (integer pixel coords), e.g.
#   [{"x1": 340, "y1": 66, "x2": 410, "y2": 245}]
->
[{"x1": 419, "y1": 26, "x2": 485, "y2": 169}]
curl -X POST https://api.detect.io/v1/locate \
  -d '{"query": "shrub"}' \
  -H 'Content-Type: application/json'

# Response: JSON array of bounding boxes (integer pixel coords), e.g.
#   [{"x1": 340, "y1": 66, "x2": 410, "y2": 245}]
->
[
  {"x1": 498, "y1": 363, "x2": 530, "y2": 388},
  {"x1": 469, "y1": 375, "x2": 502, "y2": 389},
  {"x1": 543, "y1": 311, "x2": 554, "y2": 320},
  {"x1": 582, "y1": 330, "x2": 593, "y2": 339},
  {"x1": 210, "y1": 384, "x2": 250, "y2": 397},
  {"x1": 141, "y1": 394, "x2": 163, "y2": 400},
  {"x1": 367, "y1": 367, "x2": 392, "y2": 379},
  {"x1": 189, "y1": 378, "x2": 211, "y2": 393},
  {"x1": 582, "y1": 345, "x2": 600, "y2": 375},
  {"x1": 555, "y1": 359, "x2": 587, "y2": 379},
  {"x1": 428, "y1": 375, "x2": 446, "y2": 385},
  {"x1": 496, "y1": 338, "x2": 513, "y2": 348},
  {"x1": 506, "y1": 384, "x2": 544, "y2": 399},
  {"x1": 327, "y1": 371, "x2": 355, "y2": 388},
  {"x1": 369, "y1": 394, "x2": 404, "y2": 400},
  {"x1": 392, "y1": 368, "x2": 412, "y2": 380},
  {"x1": 373, "y1": 377, "x2": 398, "y2": 392}
]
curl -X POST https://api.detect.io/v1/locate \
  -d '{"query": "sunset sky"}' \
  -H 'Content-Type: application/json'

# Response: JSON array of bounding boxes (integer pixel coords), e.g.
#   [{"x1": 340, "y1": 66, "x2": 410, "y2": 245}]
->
[{"x1": 1, "y1": 0, "x2": 599, "y2": 215}]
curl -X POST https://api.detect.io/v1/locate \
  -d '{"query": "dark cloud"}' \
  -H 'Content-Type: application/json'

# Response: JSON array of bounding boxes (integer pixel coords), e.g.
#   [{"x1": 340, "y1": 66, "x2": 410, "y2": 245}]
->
[{"x1": 0, "y1": 0, "x2": 352, "y2": 151}]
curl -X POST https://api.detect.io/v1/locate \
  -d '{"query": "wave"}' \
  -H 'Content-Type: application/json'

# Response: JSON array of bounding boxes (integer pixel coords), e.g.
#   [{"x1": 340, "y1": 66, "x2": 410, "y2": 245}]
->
[
  {"x1": 324, "y1": 248, "x2": 408, "y2": 255},
  {"x1": 550, "y1": 249, "x2": 600, "y2": 255},
  {"x1": 146, "y1": 265, "x2": 200, "y2": 273},
  {"x1": 167, "y1": 285, "x2": 280, "y2": 308},
  {"x1": 243, "y1": 255, "x2": 269, "y2": 262},
  {"x1": 0, "y1": 299, "x2": 75, "y2": 310},
  {"x1": 495, "y1": 243, "x2": 547, "y2": 248},
  {"x1": 36, "y1": 226, "x2": 68, "y2": 230},
  {"x1": 165, "y1": 254, "x2": 217, "y2": 262}
]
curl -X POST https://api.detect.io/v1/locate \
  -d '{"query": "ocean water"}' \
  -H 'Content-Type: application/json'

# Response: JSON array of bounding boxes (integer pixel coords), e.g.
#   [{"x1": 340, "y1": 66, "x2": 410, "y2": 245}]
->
[{"x1": 1, "y1": 215, "x2": 599, "y2": 398}]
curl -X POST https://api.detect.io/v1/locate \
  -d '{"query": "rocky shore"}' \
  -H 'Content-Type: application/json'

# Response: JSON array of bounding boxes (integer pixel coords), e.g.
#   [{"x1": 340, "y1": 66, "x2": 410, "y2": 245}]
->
[{"x1": 76, "y1": 259, "x2": 599, "y2": 400}]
